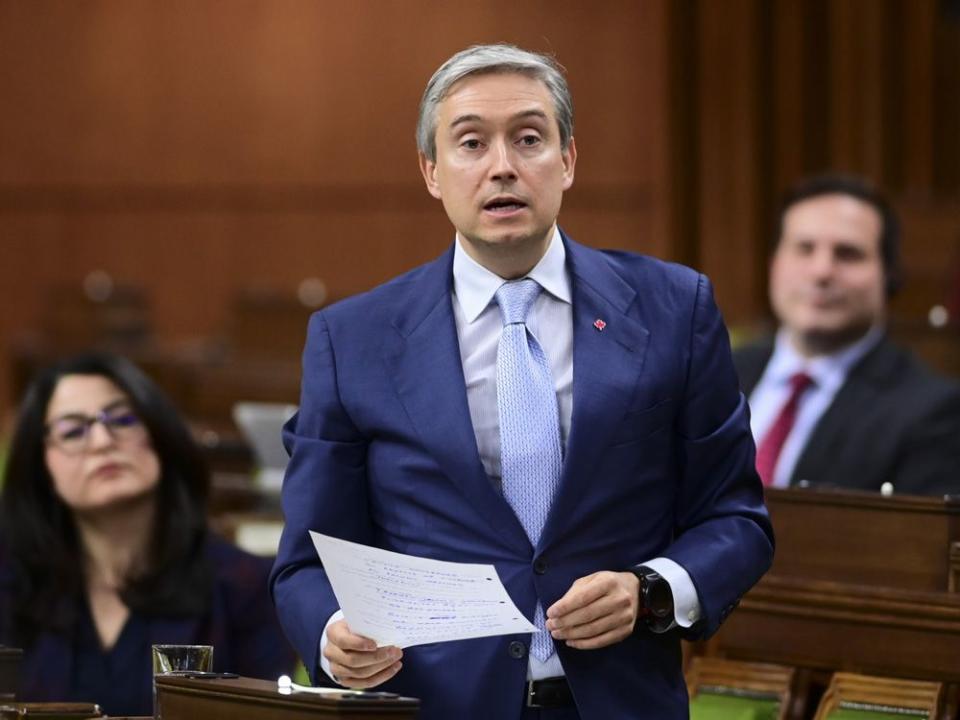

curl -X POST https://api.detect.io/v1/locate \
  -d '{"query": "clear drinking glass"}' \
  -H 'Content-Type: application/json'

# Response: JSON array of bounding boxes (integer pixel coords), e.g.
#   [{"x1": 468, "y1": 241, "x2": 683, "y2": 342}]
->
[{"x1": 152, "y1": 644, "x2": 213, "y2": 718}]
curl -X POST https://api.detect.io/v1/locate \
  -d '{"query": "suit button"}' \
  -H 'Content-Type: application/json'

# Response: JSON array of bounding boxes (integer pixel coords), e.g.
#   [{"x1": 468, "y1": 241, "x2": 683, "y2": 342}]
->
[
  {"x1": 508, "y1": 641, "x2": 527, "y2": 659},
  {"x1": 533, "y1": 558, "x2": 547, "y2": 575}
]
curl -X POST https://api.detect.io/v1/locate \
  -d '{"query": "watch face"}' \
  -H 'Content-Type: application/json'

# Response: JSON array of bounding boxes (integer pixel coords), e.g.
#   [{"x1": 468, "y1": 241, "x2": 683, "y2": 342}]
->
[{"x1": 645, "y1": 575, "x2": 673, "y2": 617}]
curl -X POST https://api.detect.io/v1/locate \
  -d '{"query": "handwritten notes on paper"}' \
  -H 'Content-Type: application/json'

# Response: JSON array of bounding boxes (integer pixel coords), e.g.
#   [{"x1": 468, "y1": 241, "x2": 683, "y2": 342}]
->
[{"x1": 309, "y1": 531, "x2": 538, "y2": 648}]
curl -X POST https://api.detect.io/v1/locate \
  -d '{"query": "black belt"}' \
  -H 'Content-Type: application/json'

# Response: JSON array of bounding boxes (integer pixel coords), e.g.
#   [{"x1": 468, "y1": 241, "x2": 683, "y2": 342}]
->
[{"x1": 526, "y1": 677, "x2": 574, "y2": 708}]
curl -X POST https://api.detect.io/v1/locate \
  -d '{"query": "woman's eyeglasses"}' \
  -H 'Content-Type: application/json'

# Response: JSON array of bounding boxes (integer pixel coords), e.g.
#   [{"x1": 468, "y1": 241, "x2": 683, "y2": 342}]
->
[{"x1": 45, "y1": 407, "x2": 147, "y2": 455}]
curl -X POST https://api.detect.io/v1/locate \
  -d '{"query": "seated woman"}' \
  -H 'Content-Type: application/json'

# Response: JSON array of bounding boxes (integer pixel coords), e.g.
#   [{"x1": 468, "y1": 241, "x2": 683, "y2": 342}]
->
[{"x1": 0, "y1": 352, "x2": 295, "y2": 715}]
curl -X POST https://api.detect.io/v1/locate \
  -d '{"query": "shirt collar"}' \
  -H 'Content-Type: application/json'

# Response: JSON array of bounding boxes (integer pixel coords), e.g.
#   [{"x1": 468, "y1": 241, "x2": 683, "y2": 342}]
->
[
  {"x1": 452, "y1": 226, "x2": 572, "y2": 323},
  {"x1": 767, "y1": 325, "x2": 884, "y2": 389}
]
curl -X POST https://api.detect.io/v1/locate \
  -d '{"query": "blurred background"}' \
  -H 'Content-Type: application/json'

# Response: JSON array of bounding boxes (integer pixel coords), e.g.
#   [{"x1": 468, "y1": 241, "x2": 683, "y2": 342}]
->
[{"x1": 1, "y1": 0, "x2": 958, "y2": 458}]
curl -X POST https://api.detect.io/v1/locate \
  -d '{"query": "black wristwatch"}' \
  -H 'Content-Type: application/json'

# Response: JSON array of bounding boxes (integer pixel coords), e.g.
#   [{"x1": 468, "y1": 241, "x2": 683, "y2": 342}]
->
[{"x1": 630, "y1": 566, "x2": 674, "y2": 634}]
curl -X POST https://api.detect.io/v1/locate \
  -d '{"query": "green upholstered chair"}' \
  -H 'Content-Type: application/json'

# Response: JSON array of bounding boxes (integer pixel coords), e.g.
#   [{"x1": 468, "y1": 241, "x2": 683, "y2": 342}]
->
[
  {"x1": 813, "y1": 672, "x2": 942, "y2": 720},
  {"x1": 687, "y1": 657, "x2": 794, "y2": 720}
]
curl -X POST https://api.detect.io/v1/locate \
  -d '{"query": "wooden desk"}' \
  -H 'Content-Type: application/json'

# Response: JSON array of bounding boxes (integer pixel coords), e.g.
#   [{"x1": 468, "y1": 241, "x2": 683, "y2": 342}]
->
[
  {"x1": 0, "y1": 703, "x2": 101, "y2": 718},
  {"x1": 155, "y1": 676, "x2": 419, "y2": 719},
  {"x1": 0, "y1": 647, "x2": 21, "y2": 700},
  {"x1": 704, "y1": 487, "x2": 960, "y2": 718}
]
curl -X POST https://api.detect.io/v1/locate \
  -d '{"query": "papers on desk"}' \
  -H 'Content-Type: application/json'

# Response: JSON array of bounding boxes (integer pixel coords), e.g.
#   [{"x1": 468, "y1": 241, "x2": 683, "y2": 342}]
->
[{"x1": 309, "y1": 531, "x2": 538, "y2": 648}]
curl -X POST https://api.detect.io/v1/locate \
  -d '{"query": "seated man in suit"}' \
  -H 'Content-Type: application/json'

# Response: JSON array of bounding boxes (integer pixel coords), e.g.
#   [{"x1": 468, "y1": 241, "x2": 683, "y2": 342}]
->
[
  {"x1": 271, "y1": 43, "x2": 773, "y2": 720},
  {"x1": 735, "y1": 174, "x2": 960, "y2": 496}
]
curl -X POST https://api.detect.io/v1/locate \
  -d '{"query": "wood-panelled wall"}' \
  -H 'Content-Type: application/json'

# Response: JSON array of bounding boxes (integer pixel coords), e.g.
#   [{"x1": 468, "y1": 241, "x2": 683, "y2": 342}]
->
[
  {"x1": 1, "y1": 0, "x2": 957, "y2": 413},
  {"x1": 0, "y1": 0, "x2": 673, "y2": 411},
  {"x1": 671, "y1": 0, "x2": 960, "y2": 325}
]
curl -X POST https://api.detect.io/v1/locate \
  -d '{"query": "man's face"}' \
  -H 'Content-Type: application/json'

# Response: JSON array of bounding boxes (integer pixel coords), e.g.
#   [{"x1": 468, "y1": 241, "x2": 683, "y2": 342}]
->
[
  {"x1": 770, "y1": 193, "x2": 887, "y2": 355},
  {"x1": 419, "y1": 72, "x2": 576, "y2": 270}
]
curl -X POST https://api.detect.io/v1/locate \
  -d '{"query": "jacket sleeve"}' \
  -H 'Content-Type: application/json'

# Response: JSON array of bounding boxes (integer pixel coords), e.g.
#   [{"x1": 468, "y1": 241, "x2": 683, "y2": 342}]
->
[
  {"x1": 269, "y1": 311, "x2": 372, "y2": 683},
  {"x1": 660, "y1": 274, "x2": 775, "y2": 638}
]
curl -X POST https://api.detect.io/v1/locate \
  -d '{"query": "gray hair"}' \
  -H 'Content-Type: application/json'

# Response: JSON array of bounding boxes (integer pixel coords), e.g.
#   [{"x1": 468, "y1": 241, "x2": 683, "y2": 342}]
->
[{"x1": 416, "y1": 44, "x2": 574, "y2": 163}]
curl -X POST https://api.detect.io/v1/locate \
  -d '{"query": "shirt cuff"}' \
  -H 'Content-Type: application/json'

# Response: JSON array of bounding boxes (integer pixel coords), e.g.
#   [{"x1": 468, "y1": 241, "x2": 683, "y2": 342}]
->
[
  {"x1": 640, "y1": 557, "x2": 701, "y2": 628},
  {"x1": 319, "y1": 609, "x2": 346, "y2": 684}
]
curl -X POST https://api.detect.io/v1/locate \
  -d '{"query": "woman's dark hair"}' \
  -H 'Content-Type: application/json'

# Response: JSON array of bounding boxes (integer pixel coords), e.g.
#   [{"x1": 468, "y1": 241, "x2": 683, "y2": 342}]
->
[
  {"x1": 775, "y1": 173, "x2": 903, "y2": 297},
  {"x1": 0, "y1": 352, "x2": 211, "y2": 643}
]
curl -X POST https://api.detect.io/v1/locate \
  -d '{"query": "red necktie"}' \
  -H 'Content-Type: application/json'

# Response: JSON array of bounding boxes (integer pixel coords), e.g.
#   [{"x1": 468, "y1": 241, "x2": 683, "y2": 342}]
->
[{"x1": 755, "y1": 372, "x2": 814, "y2": 486}]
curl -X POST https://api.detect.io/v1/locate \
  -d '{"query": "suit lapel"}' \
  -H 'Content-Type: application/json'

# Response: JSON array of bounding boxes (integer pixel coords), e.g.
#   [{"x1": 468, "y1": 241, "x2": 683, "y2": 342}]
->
[
  {"x1": 791, "y1": 337, "x2": 896, "y2": 485},
  {"x1": 384, "y1": 247, "x2": 531, "y2": 553},
  {"x1": 539, "y1": 235, "x2": 650, "y2": 551}
]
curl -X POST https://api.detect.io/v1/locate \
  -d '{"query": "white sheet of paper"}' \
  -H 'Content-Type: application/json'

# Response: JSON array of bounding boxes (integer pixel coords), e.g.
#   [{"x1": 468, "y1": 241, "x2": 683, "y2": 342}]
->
[{"x1": 310, "y1": 531, "x2": 539, "y2": 648}]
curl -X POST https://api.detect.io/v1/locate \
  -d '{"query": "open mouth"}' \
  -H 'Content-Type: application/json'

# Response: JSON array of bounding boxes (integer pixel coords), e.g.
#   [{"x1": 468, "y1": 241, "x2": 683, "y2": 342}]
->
[{"x1": 483, "y1": 197, "x2": 527, "y2": 214}]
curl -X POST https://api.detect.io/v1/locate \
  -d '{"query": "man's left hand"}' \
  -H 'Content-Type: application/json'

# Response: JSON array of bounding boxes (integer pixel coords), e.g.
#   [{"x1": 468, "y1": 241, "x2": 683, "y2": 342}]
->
[{"x1": 544, "y1": 571, "x2": 640, "y2": 649}]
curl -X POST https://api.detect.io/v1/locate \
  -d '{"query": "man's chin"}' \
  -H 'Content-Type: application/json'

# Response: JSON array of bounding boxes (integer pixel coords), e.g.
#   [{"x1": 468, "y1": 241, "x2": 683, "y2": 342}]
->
[
  {"x1": 461, "y1": 228, "x2": 551, "y2": 253},
  {"x1": 793, "y1": 324, "x2": 875, "y2": 356}
]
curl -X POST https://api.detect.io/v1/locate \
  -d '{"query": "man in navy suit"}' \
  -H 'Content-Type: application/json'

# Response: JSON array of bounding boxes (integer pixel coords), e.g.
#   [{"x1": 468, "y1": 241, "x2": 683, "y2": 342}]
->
[{"x1": 271, "y1": 44, "x2": 773, "y2": 719}]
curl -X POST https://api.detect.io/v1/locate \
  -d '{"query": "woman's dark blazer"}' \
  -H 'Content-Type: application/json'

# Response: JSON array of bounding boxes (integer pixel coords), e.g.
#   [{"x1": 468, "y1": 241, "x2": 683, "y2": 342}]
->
[{"x1": 0, "y1": 534, "x2": 294, "y2": 711}]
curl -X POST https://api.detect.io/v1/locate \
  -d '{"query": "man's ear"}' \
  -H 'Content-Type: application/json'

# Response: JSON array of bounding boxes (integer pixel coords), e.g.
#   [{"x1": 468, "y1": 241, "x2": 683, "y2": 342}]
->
[
  {"x1": 419, "y1": 152, "x2": 442, "y2": 200},
  {"x1": 561, "y1": 136, "x2": 577, "y2": 190}
]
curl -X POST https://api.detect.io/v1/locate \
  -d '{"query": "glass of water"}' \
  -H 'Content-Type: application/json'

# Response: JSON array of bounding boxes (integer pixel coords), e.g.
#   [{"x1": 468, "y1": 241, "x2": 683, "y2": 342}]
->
[{"x1": 152, "y1": 644, "x2": 213, "y2": 718}]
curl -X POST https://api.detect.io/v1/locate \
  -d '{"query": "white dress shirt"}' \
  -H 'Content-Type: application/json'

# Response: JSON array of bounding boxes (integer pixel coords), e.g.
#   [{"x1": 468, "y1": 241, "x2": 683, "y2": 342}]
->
[
  {"x1": 321, "y1": 227, "x2": 700, "y2": 683},
  {"x1": 748, "y1": 326, "x2": 883, "y2": 487}
]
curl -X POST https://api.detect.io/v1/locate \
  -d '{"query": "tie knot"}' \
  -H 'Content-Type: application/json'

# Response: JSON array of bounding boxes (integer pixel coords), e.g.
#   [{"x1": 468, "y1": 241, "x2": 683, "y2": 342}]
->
[
  {"x1": 789, "y1": 371, "x2": 814, "y2": 395},
  {"x1": 495, "y1": 278, "x2": 542, "y2": 326}
]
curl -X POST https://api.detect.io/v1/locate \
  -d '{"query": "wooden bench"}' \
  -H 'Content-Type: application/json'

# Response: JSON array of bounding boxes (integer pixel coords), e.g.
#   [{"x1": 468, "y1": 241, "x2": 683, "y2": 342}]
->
[
  {"x1": 687, "y1": 656, "x2": 796, "y2": 720},
  {"x1": 813, "y1": 672, "x2": 943, "y2": 720}
]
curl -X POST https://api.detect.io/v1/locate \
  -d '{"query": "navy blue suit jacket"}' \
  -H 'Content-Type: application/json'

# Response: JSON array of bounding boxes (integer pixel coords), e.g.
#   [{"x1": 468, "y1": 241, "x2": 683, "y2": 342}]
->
[{"x1": 271, "y1": 234, "x2": 774, "y2": 719}]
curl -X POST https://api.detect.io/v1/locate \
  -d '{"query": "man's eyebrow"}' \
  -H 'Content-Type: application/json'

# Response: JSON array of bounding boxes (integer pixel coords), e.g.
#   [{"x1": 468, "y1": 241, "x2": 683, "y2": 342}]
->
[
  {"x1": 449, "y1": 113, "x2": 482, "y2": 130},
  {"x1": 511, "y1": 109, "x2": 550, "y2": 125},
  {"x1": 448, "y1": 109, "x2": 551, "y2": 131}
]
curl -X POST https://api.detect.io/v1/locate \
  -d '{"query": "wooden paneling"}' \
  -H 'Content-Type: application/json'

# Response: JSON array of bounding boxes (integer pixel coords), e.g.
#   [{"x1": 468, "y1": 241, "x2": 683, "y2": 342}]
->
[
  {"x1": 0, "y1": 0, "x2": 672, "y2": 410},
  {"x1": 828, "y1": 0, "x2": 887, "y2": 179},
  {"x1": 903, "y1": 0, "x2": 936, "y2": 193},
  {"x1": 1, "y1": 0, "x2": 958, "y2": 414},
  {"x1": 672, "y1": 0, "x2": 960, "y2": 347}
]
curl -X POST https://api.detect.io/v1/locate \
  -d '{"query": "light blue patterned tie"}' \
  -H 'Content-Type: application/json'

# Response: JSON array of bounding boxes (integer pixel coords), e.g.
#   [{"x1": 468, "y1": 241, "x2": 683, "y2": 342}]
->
[{"x1": 495, "y1": 278, "x2": 562, "y2": 662}]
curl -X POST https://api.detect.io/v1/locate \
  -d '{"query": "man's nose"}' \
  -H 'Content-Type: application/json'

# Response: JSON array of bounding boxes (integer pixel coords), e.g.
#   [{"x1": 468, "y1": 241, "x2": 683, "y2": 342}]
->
[
  {"x1": 808, "y1": 249, "x2": 836, "y2": 280},
  {"x1": 488, "y1": 140, "x2": 518, "y2": 182}
]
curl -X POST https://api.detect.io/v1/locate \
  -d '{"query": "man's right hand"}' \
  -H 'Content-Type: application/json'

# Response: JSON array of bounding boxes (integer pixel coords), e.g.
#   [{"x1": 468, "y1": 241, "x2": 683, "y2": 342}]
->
[{"x1": 323, "y1": 619, "x2": 403, "y2": 688}]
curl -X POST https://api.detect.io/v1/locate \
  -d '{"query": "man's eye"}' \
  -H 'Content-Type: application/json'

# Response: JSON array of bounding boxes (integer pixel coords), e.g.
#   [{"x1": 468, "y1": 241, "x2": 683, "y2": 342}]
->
[
  {"x1": 518, "y1": 135, "x2": 541, "y2": 146},
  {"x1": 835, "y1": 247, "x2": 866, "y2": 263},
  {"x1": 461, "y1": 138, "x2": 482, "y2": 150}
]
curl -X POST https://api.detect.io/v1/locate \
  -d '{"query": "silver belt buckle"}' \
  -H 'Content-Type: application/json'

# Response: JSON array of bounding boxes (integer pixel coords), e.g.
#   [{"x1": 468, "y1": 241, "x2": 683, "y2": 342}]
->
[{"x1": 526, "y1": 680, "x2": 540, "y2": 708}]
